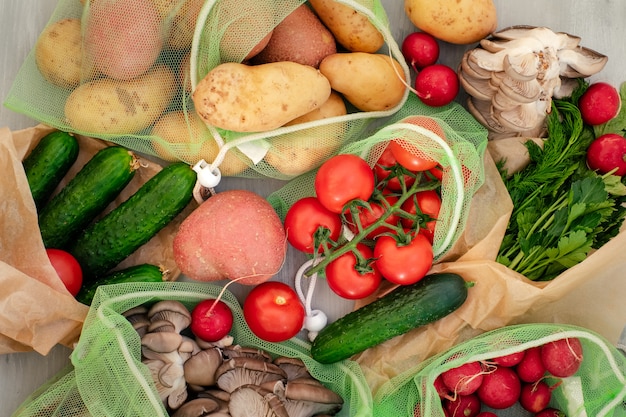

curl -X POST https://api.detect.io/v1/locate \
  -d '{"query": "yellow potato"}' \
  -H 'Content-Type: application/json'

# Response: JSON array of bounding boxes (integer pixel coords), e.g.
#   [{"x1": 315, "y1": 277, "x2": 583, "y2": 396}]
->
[
  {"x1": 319, "y1": 52, "x2": 407, "y2": 112},
  {"x1": 404, "y1": 0, "x2": 497, "y2": 45},
  {"x1": 285, "y1": 91, "x2": 347, "y2": 126},
  {"x1": 35, "y1": 18, "x2": 83, "y2": 89},
  {"x1": 151, "y1": 111, "x2": 249, "y2": 176},
  {"x1": 192, "y1": 61, "x2": 332, "y2": 132},
  {"x1": 64, "y1": 64, "x2": 176, "y2": 135},
  {"x1": 309, "y1": 0, "x2": 384, "y2": 53}
]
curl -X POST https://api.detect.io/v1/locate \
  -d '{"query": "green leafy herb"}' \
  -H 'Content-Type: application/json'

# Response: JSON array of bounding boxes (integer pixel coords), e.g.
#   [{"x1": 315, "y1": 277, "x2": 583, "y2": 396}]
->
[{"x1": 497, "y1": 81, "x2": 626, "y2": 281}]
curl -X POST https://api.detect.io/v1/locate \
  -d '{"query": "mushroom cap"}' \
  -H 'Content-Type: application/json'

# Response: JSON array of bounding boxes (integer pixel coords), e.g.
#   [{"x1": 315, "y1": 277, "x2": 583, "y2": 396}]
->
[
  {"x1": 221, "y1": 345, "x2": 272, "y2": 362},
  {"x1": 147, "y1": 300, "x2": 192, "y2": 333},
  {"x1": 184, "y1": 347, "x2": 224, "y2": 387},
  {"x1": 171, "y1": 398, "x2": 220, "y2": 417},
  {"x1": 142, "y1": 331, "x2": 184, "y2": 353},
  {"x1": 273, "y1": 379, "x2": 344, "y2": 417},
  {"x1": 228, "y1": 384, "x2": 289, "y2": 417},
  {"x1": 216, "y1": 357, "x2": 287, "y2": 393},
  {"x1": 272, "y1": 357, "x2": 311, "y2": 381}
]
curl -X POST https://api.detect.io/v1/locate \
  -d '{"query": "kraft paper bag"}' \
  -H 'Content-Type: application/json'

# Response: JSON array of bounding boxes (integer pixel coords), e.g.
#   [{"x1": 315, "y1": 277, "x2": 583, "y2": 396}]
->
[
  {"x1": 0, "y1": 125, "x2": 189, "y2": 355},
  {"x1": 354, "y1": 137, "x2": 626, "y2": 395}
]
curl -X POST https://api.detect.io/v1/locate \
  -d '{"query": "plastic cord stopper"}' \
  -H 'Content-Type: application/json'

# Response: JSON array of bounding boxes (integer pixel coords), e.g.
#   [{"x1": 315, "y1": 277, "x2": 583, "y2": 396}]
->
[{"x1": 193, "y1": 159, "x2": 222, "y2": 188}]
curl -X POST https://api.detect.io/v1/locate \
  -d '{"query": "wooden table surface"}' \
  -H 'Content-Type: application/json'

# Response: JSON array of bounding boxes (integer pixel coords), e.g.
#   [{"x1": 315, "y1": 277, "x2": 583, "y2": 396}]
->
[{"x1": 1, "y1": 1, "x2": 625, "y2": 415}]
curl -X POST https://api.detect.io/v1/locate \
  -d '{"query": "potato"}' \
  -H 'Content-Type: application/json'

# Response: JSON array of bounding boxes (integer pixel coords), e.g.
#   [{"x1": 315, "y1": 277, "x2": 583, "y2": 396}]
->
[
  {"x1": 265, "y1": 92, "x2": 347, "y2": 176},
  {"x1": 251, "y1": 4, "x2": 336, "y2": 68},
  {"x1": 219, "y1": 0, "x2": 276, "y2": 62},
  {"x1": 319, "y1": 52, "x2": 407, "y2": 112},
  {"x1": 172, "y1": 189, "x2": 286, "y2": 285},
  {"x1": 64, "y1": 64, "x2": 176, "y2": 135},
  {"x1": 35, "y1": 18, "x2": 83, "y2": 89},
  {"x1": 152, "y1": 0, "x2": 204, "y2": 50},
  {"x1": 192, "y1": 61, "x2": 332, "y2": 132},
  {"x1": 83, "y1": 0, "x2": 163, "y2": 80},
  {"x1": 308, "y1": 0, "x2": 384, "y2": 53},
  {"x1": 151, "y1": 111, "x2": 250, "y2": 176},
  {"x1": 404, "y1": 0, "x2": 497, "y2": 45}
]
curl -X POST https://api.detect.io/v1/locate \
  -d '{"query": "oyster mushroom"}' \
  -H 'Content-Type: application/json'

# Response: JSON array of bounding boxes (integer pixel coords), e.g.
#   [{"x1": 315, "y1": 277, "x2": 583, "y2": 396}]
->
[
  {"x1": 184, "y1": 347, "x2": 224, "y2": 387},
  {"x1": 123, "y1": 306, "x2": 150, "y2": 337},
  {"x1": 272, "y1": 357, "x2": 311, "y2": 381},
  {"x1": 279, "y1": 379, "x2": 344, "y2": 417},
  {"x1": 147, "y1": 300, "x2": 192, "y2": 333},
  {"x1": 215, "y1": 357, "x2": 287, "y2": 393},
  {"x1": 171, "y1": 397, "x2": 220, "y2": 417},
  {"x1": 229, "y1": 384, "x2": 289, "y2": 417},
  {"x1": 458, "y1": 26, "x2": 608, "y2": 139},
  {"x1": 221, "y1": 345, "x2": 272, "y2": 362},
  {"x1": 144, "y1": 358, "x2": 188, "y2": 410}
]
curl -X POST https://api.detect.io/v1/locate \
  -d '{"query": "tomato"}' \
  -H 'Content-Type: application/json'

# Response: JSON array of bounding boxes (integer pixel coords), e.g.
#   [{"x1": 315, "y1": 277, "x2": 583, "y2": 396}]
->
[
  {"x1": 586, "y1": 133, "x2": 626, "y2": 176},
  {"x1": 190, "y1": 299, "x2": 233, "y2": 342},
  {"x1": 428, "y1": 165, "x2": 444, "y2": 181},
  {"x1": 373, "y1": 145, "x2": 417, "y2": 191},
  {"x1": 243, "y1": 281, "x2": 305, "y2": 342},
  {"x1": 373, "y1": 233, "x2": 433, "y2": 285},
  {"x1": 390, "y1": 116, "x2": 445, "y2": 172},
  {"x1": 284, "y1": 197, "x2": 343, "y2": 254},
  {"x1": 344, "y1": 195, "x2": 400, "y2": 239},
  {"x1": 400, "y1": 190, "x2": 442, "y2": 242},
  {"x1": 46, "y1": 248, "x2": 83, "y2": 296},
  {"x1": 314, "y1": 154, "x2": 375, "y2": 213},
  {"x1": 325, "y1": 243, "x2": 382, "y2": 300}
]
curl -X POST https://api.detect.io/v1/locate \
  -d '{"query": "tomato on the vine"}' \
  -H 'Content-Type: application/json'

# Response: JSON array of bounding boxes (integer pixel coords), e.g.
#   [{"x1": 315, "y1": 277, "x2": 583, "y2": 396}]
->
[
  {"x1": 243, "y1": 281, "x2": 305, "y2": 342},
  {"x1": 314, "y1": 154, "x2": 375, "y2": 213},
  {"x1": 284, "y1": 196, "x2": 343, "y2": 254},
  {"x1": 344, "y1": 195, "x2": 400, "y2": 239},
  {"x1": 373, "y1": 233, "x2": 433, "y2": 285},
  {"x1": 400, "y1": 190, "x2": 442, "y2": 243},
  {"x1": 46, "y1": 248, "x2": 83, "y2": 296},
  {"x1": 373, "y1": 145, "x2": 417, "y2": 191},
  {"x1": 325, "y1": 243, "x2": 382, "y2": 300},
  {"x1": 389, "y1": 116, "x2": 445, "y2": 172}
]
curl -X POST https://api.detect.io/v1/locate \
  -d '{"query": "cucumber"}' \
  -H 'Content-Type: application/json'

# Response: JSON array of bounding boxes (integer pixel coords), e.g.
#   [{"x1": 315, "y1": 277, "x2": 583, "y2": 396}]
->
[
  {"x1": 22, "y1": 130, "x2": 79, "y2": 209},
  {"x1": 310, "y1": 273, "x2": 469, "y2": 364},
  {"x1": 38, "y1": 146, "x2": 139, "y2": 249},
  {"x1": 76, "y1": 264, "x2": 165, "y2": 305},
  {"x1": 69, "y1": 162, "x2": 197, "y2": 280}
]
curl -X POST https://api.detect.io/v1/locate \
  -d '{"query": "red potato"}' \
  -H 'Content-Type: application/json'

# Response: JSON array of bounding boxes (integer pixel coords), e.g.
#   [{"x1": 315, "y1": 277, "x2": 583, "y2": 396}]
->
[
  {"x1": 541, "y1": 337, "x2": 583, "y2": 378},
  {"x1": 579, "y1": 82, "x2": 621, "y2": 126},
  {"x1": 519, "y1": 380, "x2": 553, "y2": 413},
  {"x1": 173, "y1": 190, "x2": 287, "y2": 285},
  {"x1": 476, "y1": 366, "x2": 521, "y2": 409},
  {"x1": 83, "y1": 0, "x2": 163, "y2": 80},
  {"x1": 516, "y1": 346, "x2": 547, "y2": 383},
  {"x1": 444, "y1": 393, "x2": 481, "y2": 417},
  {"x1": 441, "y1": 361, "x2": 484, "y2": 396}
]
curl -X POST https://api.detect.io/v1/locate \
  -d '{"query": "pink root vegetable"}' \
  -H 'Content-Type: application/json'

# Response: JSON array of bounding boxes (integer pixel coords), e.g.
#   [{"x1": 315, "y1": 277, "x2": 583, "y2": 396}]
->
[
  {"x1": 444, "y1": 393, "x2": 481, "y2": 417},
  {"x1": 541, "y1": 337, "x2": 583, "y2": 378},
  {"x1": 476, "y1": 366, "x2": 521, "y2": 410},
  {"x1": 579, "y1": 82, "x2": 621, "y2": 126},
  {"x1": 516, "y1": 346, "x2": 547, "y2": 383},
  {"x1": 173, "y1": 189, "x2": 287, "y2": 285},
  {"x1": 441, "y1": 361, "x2": 484, "y2": 396},
  {"x1": 491, "y1": 350, "x2": 526, "y2": 367}
]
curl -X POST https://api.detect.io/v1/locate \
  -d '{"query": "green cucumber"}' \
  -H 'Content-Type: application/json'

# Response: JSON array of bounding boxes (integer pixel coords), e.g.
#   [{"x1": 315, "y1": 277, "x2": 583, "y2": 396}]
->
[
  {"x1": 69, "y1": 162, "x2": 196, "y2": 280},
  {"x1": 76, "y1": 264, "x2": 165, "y2": 305},
  {"x1": 38, "y1": 146, "x2": 138, "y2": 249},
  {"x1": 23, "y1": 130, "x2": 79, "y2": 209},
  {"x1": 310, "y1": 273, "x2": 470, "y2": 364}
]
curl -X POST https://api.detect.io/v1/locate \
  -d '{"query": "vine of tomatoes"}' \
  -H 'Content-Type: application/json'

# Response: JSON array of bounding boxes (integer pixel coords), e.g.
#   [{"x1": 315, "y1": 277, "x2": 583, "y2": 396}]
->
[{"x1": 284, "y1": 142, "x2": 444, "y2": 300}]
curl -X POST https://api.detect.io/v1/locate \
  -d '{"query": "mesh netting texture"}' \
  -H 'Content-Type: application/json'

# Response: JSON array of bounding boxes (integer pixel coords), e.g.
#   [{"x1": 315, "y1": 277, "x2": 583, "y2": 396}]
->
[
  {"x1": 373, "y1": 323, "x2": 626, "y2": 417},
  {"x1": 269, "y1": 94, "x2": 488, "y2": 260},
  {"x1": 11, "y1": 281, "x2": 373, "y2": 417},
  {"x1": 4, "y1": 0, "x2": 409, "y2": 180}
]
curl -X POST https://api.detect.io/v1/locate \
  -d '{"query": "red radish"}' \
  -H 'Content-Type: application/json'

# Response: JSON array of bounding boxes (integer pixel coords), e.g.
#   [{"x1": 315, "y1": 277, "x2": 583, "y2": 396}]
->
[
  {"x1": 477, "y1": 366, "x2": 521, "y2": 409},
  {"x1": 444, "y1": 394, "x2": 481, "y2": 417},
  {"x1": 441, "y1": 361, "x2": 484, "y2": 396},
  {"x1": 516, "y1": 346, "x2": 546, "y2": 383},
  {"x1": 476, "y1": 413, "x2": 498, "y2": 417},
  {"x1": 190, "y1": 299, "x2": 233, "y2": 342},
  {"x1": 434, "y1": 374, "x2": 453, "y2": 400},
  {"x1": 401, "y1": 31, "x2": 440, "y2": 71},
  {"x1": 414, "y1": 64, "x2": 459, "y2": 107},
  {"x1": 541, "y1": 337, "x2": 583, "y2": 378},
  {"x1": 519, "y1": 380, "x2": 553, "y2": 413},
  {"x1": 492, "y1": 350, "x2": 526, "y2": 367},
  {"x1": 579, "y1": 82, "x2": 621, "y2": 125},
  {"x1": 535, "y1": 408, "x2": 567, "y2": 417},
  {"x1": 586, "y1": 133, "x2": 626, "y2": 176}
]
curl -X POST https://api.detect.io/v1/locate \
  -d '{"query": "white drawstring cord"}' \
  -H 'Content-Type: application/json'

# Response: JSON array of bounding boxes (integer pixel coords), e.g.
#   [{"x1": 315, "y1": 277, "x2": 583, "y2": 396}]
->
[{"x1": 294, "y1": 257, "x2": 328, "y2": 342}]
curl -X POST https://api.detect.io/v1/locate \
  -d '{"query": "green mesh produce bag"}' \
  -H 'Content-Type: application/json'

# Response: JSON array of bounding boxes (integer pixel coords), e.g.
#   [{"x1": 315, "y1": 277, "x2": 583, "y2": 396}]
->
[
  {"x1": 4, "y1": 0, "x2": 409, "y2": 181},
  {"x1": 269, "y1": 94, "x2": 488, "y2": 260},
  {"x1": 11, "y1": 281, "x2": 373, "y2": 417},
  {"x1": 373, "y1": 324, "x2": 626, "y2": 417}
]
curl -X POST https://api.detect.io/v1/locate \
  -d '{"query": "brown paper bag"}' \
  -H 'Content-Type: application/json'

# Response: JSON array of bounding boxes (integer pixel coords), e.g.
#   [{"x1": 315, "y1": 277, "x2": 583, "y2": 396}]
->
[
  {"x1": 355, "y1": 138, "x2": 626, "y2": 395},
  {"x1": 0, "y1": 125, "x2": 191, "y2": 355}
]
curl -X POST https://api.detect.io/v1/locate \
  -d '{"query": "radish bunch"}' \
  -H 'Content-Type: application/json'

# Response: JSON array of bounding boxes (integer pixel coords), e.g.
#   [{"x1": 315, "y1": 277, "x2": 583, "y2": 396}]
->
[
  {"x1": 401, "y1": 31, "x2": 459, "y2": 107},
  {"x1": 427, "y1": 337, "x2": 583, "y2": 416}
]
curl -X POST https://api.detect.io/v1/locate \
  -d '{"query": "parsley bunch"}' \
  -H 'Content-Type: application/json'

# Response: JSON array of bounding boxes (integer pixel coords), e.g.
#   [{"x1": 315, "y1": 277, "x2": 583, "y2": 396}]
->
[{"x1": 497, "y1": 82, "x2": 626, "y2": 281}]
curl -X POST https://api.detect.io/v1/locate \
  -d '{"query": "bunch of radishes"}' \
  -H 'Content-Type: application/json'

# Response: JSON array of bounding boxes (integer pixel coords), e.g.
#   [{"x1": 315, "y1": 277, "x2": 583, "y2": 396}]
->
[
  {"x1": 401, "y1": 31, "x2": 459, "y2": 107},
  {"x1": 427, "y1": 337, "x2": 584, "y2": 416}
]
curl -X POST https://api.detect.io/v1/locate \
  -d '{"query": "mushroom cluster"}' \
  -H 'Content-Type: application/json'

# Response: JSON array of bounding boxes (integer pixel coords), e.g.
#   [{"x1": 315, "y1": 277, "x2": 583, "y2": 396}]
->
[
  {"x1": 122, "y1": 301, "x2": 344, "y2": 417},
  {"x1": 458, "y1": 25, "x2": 608, "y2": 139}
]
